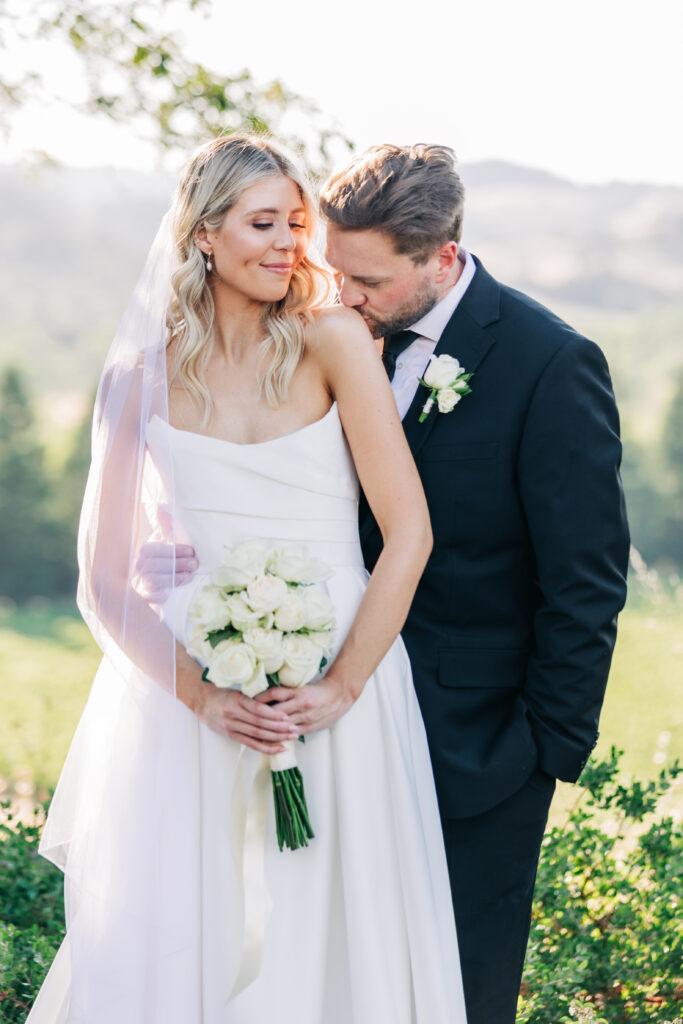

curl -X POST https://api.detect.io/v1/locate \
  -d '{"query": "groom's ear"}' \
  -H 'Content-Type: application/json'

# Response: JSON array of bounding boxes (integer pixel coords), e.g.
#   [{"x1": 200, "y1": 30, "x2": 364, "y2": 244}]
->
[{"x1": 434, "y1": 241, "x2": 459, "y2": 283}]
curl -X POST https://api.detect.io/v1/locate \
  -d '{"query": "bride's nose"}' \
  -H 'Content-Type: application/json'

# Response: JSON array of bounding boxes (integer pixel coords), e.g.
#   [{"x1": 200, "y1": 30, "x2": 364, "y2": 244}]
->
[{"x1": 274, "y1": 226, "x2": 296, "y2": 251}]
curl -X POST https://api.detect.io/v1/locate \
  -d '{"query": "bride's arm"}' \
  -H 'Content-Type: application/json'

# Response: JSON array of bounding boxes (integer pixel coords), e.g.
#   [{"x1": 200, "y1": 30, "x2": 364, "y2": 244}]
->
[{"x1": 257, "y1": 307, "x2": 432, "y2": 733}]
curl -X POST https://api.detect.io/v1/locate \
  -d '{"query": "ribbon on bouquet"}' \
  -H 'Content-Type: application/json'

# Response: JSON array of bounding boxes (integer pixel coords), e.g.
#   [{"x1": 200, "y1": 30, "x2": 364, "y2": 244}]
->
[{"x1": 227, "y1": 741, "x2": 299, "y2": 1001}]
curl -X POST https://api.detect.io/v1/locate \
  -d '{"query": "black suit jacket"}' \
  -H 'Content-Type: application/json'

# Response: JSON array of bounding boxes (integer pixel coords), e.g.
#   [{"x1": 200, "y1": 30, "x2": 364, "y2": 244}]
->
[{"x1": 360, "y1": 257, "x2": 630, "y2": 819}]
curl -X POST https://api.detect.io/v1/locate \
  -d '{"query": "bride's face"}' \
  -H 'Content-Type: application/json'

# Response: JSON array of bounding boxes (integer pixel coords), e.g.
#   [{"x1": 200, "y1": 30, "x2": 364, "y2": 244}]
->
[{"x1": 199, "y1": 175, "x2": 309, "y2": 303}]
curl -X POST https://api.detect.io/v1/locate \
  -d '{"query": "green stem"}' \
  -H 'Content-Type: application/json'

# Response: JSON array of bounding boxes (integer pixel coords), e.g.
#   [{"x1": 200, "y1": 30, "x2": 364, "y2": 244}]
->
[{"x1": 271, "y1": 769, "x2": 315, "y2": 850}]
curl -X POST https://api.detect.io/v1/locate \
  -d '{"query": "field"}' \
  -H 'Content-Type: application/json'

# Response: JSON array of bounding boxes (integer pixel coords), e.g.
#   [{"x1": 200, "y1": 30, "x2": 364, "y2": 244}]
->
[{"x1": 0, "y1": 589, "x2": 681, "y2": 803}]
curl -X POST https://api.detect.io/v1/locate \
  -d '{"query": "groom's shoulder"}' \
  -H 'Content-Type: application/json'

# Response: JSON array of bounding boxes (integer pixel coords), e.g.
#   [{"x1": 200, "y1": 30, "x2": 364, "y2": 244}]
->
[{"x1": 472, "y1": 256, "x2": 600, "y2": 364}]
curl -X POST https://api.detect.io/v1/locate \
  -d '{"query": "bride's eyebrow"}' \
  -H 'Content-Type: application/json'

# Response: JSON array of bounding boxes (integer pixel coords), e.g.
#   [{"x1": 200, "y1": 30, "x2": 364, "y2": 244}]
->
[{"x1": 246, "y1": 207, "x2": 307, "y2": 217}]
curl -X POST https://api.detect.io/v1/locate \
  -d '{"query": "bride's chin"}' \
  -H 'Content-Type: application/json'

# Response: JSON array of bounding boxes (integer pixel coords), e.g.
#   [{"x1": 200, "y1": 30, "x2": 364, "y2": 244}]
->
[{"x1": 250, "y1": 283, "x2": 293, "y2": 304}]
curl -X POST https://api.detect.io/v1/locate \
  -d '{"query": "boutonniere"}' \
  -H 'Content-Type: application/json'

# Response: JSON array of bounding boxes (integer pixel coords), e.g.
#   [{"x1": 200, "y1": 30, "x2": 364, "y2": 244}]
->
[{"x1": 418, "y1": 354, "x2": 473, "y2": 423}]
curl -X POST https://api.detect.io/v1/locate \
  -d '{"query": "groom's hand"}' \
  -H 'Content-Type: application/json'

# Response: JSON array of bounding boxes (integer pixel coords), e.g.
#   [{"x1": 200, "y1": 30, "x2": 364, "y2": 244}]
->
[
  {"x1": 254, "y1": 675, "x2": 356, "y2": 735},
  {"x1": 134, "y1": 542, "x2": 199, "y2": 603}
]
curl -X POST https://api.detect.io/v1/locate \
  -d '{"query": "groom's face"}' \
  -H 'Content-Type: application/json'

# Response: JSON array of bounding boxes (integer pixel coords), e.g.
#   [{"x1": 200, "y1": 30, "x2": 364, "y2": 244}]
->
[{"x1": 325, "y1": 226, "x2": 440, "y2": 339}]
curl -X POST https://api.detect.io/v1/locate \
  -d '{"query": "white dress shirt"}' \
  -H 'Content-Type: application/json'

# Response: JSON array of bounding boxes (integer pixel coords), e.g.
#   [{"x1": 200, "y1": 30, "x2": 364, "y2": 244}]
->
[{"x1": 391, "y1": 250, "x2": 477, "y2": 420}]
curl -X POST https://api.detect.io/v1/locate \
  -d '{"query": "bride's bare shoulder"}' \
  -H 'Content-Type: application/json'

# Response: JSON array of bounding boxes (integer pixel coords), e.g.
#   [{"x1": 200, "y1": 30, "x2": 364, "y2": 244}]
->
[
  {"x1": 309, "y1": 305, "x2": 367, "y2": 334},
  {"x1": 304, "y1": 306, "x2": 378, "y2": 359}
]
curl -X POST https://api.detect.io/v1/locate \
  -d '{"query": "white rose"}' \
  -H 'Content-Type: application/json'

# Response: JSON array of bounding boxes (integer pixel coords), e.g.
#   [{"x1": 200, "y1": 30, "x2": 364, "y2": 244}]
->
[
  {"x1": 278, "y1": 634, "x2": 323, "y2": 687},
  {"x1": 207, "y1": 642, "x2": 257, "y2": 688},
  {"x1": 437, "y1": 387, "x2": 461, "y2": 414},
  {"x1": 224, "y1": 593, "x2": 263, "y2": 632},
  {"x1": 242, "y1": 627, "x2": 285, "y2": 674},
  {"x1": 423, "y1": 354, "x2": 463, "y2": 390},
  {"x1": 303, "y1": 589, "x2": 335, "y2": 631},
  {"x1": 186, "y1": 628, "x2": 214, "y2": 663},
  {"x1": 305, "y1": 629, "x2": 334, "y2": 657},
  {"x1": 273, "y1": 589, "x2": 307, "y2": 631},
  {"x1": 188, "y1": 584, "x2": 231, "y2": 635},
  {"x1": 214, "y1": 539, "x2": 271, "y2": 589},
  {"x1": 271, "y1": 545, "x2": 333, "y2": 584},
  {"x1": 246, "y1": 573, "x2": 289, "y2": 614},
  {"x1": 240, "y1": 661, "x2": 270, "y2": 699}
]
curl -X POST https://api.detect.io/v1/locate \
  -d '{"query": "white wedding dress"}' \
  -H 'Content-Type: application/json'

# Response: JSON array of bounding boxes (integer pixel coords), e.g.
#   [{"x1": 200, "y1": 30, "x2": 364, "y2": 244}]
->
[{"x1": 29, "y1": 402, "x2": 467, "y2": 1024}]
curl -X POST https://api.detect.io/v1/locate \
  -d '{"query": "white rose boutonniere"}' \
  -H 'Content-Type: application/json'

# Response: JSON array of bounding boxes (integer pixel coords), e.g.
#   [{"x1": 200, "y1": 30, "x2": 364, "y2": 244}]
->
[{"x1": 418, "y1": 354, "x2": 473, "y2": 423}]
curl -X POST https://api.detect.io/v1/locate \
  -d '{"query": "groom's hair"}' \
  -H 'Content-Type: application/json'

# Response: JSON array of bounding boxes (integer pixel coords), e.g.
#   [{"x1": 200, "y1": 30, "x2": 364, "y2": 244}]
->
[{"x1": 320, "y1": 144, "x2": 465, "y2": 264}]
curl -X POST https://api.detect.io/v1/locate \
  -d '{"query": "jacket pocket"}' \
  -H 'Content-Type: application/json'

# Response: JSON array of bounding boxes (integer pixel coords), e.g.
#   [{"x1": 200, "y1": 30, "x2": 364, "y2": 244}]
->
[
  {"x1": 422, "y1": 441, "x2": 500, "y2": 463},
  {"x1": 438, "y1": 648, "x2": 528, "y2": 688}
]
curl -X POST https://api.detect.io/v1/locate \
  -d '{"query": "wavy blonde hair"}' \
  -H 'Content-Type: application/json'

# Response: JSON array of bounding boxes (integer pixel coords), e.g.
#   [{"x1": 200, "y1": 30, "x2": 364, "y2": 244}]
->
[{"x1": 167, "y1": 134, "x2": 333, "y2": 421}]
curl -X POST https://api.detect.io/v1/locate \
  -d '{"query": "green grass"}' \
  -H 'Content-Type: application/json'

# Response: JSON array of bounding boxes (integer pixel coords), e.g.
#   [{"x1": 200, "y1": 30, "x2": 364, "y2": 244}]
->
[
  {"x1": 0, "y1": 591, "x2": 681, "y2": 798},
  {"x1": 595, "y1": 600, "x2": 683, "y2": 774},
  {"x1": 0, "y1": 601, "x2": 100, "y2": 794}
]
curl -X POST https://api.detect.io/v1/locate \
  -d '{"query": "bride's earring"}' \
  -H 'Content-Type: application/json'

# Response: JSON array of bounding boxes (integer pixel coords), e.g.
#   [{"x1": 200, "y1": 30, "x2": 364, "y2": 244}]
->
[{"x1": 206, "y1": 251, "x2": 213, "y2": 273}]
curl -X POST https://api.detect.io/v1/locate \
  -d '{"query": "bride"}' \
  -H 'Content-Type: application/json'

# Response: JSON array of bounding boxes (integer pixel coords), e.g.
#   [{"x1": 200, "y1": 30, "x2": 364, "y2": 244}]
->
[{"x1": 28, "y1": 134, "x2": 467, "y2": 1023}]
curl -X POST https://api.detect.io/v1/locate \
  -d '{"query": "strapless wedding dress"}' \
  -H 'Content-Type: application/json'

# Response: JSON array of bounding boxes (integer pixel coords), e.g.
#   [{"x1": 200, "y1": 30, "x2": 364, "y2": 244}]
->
[{"x1": 28, "y1": 403, "x2": 467, "y2": 1023}]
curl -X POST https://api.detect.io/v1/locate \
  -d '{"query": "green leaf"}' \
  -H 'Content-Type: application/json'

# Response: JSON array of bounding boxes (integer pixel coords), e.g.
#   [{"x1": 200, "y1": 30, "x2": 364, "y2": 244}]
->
[{"x1": 206, "y1": 626, "x2": 240, "y2": 648}]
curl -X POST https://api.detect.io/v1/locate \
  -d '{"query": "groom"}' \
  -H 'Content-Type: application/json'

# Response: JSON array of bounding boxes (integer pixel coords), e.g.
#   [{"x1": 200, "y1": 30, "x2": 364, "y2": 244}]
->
[{"x1": 318, "y1": 144, "x2": 630, "y2": 1023}]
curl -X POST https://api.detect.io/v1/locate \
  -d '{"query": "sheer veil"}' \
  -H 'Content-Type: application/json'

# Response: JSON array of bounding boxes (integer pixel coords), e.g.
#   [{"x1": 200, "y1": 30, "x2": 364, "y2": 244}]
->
[
  {"x1": 32, "y1": 213, "x2": 201, "y2": 1021},
  {"x1": 76, "y1": 211, "x2": 177, "y2": 694}
]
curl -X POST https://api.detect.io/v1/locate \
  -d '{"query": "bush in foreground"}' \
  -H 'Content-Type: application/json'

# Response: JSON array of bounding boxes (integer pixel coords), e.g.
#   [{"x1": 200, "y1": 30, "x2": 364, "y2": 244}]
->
[
  {"x1": 1, "y1": 751, "x2": 681, "y2": 1021},
  {"x1": 520, "y1": 748, "x2": 682, "y2": 1023},
  {"x1": 0, "y1": 803, "x2": 63, "y2": 1023}
]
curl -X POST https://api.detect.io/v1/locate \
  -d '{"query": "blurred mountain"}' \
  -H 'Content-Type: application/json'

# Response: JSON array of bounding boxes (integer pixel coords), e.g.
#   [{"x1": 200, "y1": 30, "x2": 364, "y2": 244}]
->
[
  {"x1": 460, "y1": 160, "x2": 683, "y2": 312},
  {"x1": 1, "y1": 160, "x2": 681, "y2": 433}
]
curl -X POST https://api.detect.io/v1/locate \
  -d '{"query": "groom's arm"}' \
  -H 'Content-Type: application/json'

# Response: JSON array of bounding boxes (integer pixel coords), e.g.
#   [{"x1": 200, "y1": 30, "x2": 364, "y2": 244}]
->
[{"x1": 517, "y1": 334, "x2": 630, "y2": 783}]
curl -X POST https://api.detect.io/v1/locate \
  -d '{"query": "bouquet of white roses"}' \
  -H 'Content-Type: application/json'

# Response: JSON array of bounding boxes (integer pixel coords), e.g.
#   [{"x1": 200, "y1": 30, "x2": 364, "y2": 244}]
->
[{"x1": 187, "y1": 539, "x2": 336, "y2": 852}]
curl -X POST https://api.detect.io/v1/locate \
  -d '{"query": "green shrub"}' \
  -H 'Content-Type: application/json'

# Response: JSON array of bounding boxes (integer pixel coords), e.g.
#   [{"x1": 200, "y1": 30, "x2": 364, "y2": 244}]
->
[
  {"x1": 1, "y1": 755, "x2": 681, "y2": 1021},
  {"x1": 0, "y1": 802, "x2": 64, "y2": 1022},
  {"x1": 520, "y1": 748, "x2": 683, "y2": 1023}
]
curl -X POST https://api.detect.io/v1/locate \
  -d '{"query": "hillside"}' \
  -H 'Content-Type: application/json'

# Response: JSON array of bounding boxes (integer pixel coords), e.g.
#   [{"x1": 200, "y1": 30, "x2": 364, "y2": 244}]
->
[{"x1": 1, "y1": 160, "x2": 681, "y2": 433}]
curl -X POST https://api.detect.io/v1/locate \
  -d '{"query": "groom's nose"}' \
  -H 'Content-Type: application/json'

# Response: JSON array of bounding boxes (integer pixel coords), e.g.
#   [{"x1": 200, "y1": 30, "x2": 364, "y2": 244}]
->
[{"x1": 338, "y1": 277, "x2": 365, "y2": 309}]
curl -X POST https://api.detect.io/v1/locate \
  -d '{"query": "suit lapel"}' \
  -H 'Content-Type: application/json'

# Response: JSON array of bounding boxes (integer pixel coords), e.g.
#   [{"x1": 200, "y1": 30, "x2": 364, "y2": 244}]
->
[
  {"x1": 402, "y1": 256, "x2": 500, "y2": 460},
  {"x1": 360, "y1": 256, "x2": 501, "y2": 545}
]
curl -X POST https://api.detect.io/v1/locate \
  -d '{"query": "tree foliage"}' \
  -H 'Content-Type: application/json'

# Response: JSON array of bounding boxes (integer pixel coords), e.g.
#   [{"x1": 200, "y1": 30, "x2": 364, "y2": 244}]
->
[
  {"x1": 0, "y1": 367, "x2": 74, "y2": 600},
  {"x1": 1, "y1": 0, "x2": 352, "y2": 174},
  {"x1": 663, "y1": 369, "x2": 683, "y2": 496}
]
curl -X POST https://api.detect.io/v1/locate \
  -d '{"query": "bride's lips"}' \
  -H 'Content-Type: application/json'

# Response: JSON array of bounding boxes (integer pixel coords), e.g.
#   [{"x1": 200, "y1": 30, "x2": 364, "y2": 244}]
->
[{"x1": 261, "y1": 262, "x2": 294, "y2": 275}]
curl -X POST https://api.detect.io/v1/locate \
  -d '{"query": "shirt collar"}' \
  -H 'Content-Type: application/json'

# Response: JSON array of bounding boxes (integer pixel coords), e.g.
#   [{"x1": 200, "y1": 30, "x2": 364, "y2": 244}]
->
[{"x1": 409, "y1": 249, "x2": 477, "y2": 343}]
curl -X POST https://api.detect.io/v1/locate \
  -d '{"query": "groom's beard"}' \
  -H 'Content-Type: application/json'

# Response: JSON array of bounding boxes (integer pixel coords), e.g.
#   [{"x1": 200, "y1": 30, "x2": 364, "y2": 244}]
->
[{"x1": 359, "y1": 280, "x2": 440, "y2": 339}]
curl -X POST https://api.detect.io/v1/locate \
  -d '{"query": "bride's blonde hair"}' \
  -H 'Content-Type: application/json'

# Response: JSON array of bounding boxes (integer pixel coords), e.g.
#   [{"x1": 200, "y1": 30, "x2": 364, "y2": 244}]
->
[{"x1": 168, "y1": 134, "x2": 332, "y2": 421}]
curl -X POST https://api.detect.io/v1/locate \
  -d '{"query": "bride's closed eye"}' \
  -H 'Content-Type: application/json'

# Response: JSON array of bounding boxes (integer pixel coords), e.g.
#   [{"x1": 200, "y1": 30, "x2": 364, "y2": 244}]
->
[{"x1": 252, "y1": 223, "x2": 307, "y2": 232}]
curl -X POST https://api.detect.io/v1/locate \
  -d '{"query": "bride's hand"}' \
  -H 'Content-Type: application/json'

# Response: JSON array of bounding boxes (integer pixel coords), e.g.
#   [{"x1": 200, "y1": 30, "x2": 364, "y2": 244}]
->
[
  {"x1": 254, "y1": 675, "x2": 356, "y2": 736},
  {"x1": 196, "y1": 684, "x2": 301, "y2": 754}
]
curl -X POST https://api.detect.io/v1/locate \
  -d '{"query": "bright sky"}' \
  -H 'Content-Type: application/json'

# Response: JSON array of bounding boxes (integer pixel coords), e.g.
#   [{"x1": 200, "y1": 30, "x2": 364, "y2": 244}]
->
[{"x1": 3, "y1": 0, "x2": 682, "y2": 185}]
